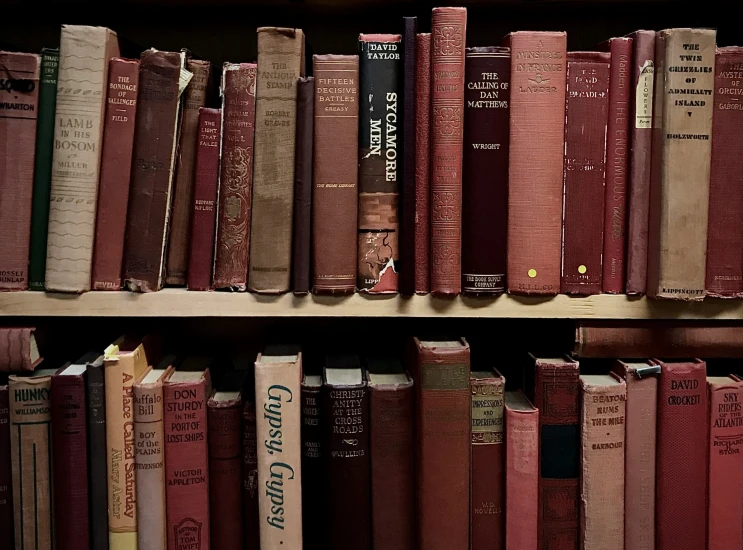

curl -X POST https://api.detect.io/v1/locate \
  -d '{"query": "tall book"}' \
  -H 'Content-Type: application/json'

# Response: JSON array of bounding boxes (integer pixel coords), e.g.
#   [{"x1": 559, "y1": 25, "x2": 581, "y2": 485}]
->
[
  {"x1": 579, "y1": 374, "x2": 625, "y2": 550},
  {"x1": 561, "y1": 52, "x2": 610, "y2": 295},
  {"x1": 243, "y1": 397, "x2": 260, "y2": 550},
  {"x1": 430, "y1": 7, "x2": 466, "y2": 296},
  {"x1": 400, "y1": 17, "x2": 417, "y2": 296},
  {"x1": 506, "y1": 32, "x2": 567, "y2": 295},
  {"x1": 411, "y1": 338, "x2": 470, "y2": 550},
  {"x1": 312, "y1": 54, "x2": 359, "y2": 295},
  {"x1": 85, "y1": 355, "x2": 108, "y2": 550},
  {"x1": 470, "y1": 369, "x2": 505, "y2": 550},
  {"x1": 358, "y1": 35, "x2": 401, "y2": 294},
  {"x1": 124, "y1": 50, "x2": 190, "y2": 292},
  {"x1": 28, "y1": 48, "x2": 59, "y2": 291},
  {"x1": 0, "y1": 52, "x2": 40, "y2": 291},
  {"x1": 292, "y1": 77, "x2": 314, "y2": 295},
  {"x1": 9, "y1": 368, "x2": 56, "y2": 550},
  {"x1": 324, "y1": 355, "x2": 371, "y2": 550},
  {"x1": 248, "y1": 27, "x2": 305, "y2": 294},
  {"x1": 213, "y1": 63, "x2": 257, "y2": 290},
  {"x1": 655, "y1": 359, "x2": 707, "y2": 550},
  {"x1": 367, "y1": 358, "x2": 415, "y2": 550},
  {"x1": 301, "y1": 374, "x2": 325, "y2": 547},
  {"x1": 414, "y1": 33, "x2": 431, "y2": 295},
  {"x1": 0, "y1": 385, "x2": 12, "y2": 548},
  {"x1": 647, "y1": 28, "x2": 716, "y2": 300},
  {"x1": 45, "y1": 25, "x2": 119, "y2": 293},
  {"x1": 91, "y1": 57, "x2": 140, "y2": 290},
  {"x1": 461, "y1": 47, "x2": 509, "y2": 296}
]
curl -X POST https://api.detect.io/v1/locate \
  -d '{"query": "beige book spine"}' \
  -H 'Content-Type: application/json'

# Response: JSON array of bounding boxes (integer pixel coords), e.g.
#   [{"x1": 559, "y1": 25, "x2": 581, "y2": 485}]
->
[
  {"x1": 46, "y1": 25, "x2": 119, "y2": 292},
  {"x1": 248, "y1": 27, "x2": 305, "y2": 294},
  {"x1": 255, "y1": 355, "x2": 304, "y2": 548}
]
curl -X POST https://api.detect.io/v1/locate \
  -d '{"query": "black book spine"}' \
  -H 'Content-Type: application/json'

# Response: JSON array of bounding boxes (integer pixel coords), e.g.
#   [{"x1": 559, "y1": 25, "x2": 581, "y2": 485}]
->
[
  {"x1": 293, "y1": 77, "x2": 315, "y2": 295},
  {"x1": 400, "y1": 16, "x2": 418, "y2": 296},
  {"x1": 301, "y1": 381, "x2": 326, "y2": 546},
  {"x1": 85, "y1": 363, "x2": 109, "y2": 550},
  {"x1": 0, "y1": 385, "x2": 12, "y2": 548}
]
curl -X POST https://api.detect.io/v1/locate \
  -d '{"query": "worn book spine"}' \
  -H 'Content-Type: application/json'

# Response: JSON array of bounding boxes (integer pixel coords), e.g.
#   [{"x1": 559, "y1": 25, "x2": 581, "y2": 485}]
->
[
  {"x1": 0, "y1": 386, "x2": 12, "y2": 548},
  {"x1": 358, "y1": 35, "x2": 401, "y2": 294},
  {"x1": 430, "y1": 7, "x2": 466, "y2": 296},
  {"x1": 86, "y1": 361, "x2": 109, "y2": 550},
  {"x1": 243, "y1": 400, "x2": 260, "y2": 550},
  {"x1": 462, "y1": 47, "x2": 509, "y2": 296},
  {"x1": 28, "y1": 48, "x2": 59, "y2": 291},
  {"x1": 647, "y1": 29, "x2": 716, "y2": 300},
  {"x1": 0, "y1": 52, "x2": 40, "y2": 291},
  {"x1": 312, "y1": 54, "x2": 359, "y2": 295},
  {"x1": 506, "y1": 32, "x2": 567, "y2": 295},
  {"x1": 91, "y1": 58, "x2": 140, "y2": 290},
  {"x1": 400, "y1": 17, "x2": 417, "y2": 296},
  {"x1": 213, "y1": 63, "x2": 257, "y2": 290},
  {"x1": 0, "y1": 327, "x2": 40, "y2": 372},
  {"x1": 561, "y1": 52, "x2": 610, "y2": 295},
  {"x1": 166, "y1": 59, "x2": 210, "y2": 285},
  {"x1": 706, "y1": 47, "x2": 743, "y2": 297},
  {"x1": 414, "y1": 33, "x2": 431, "y2": 295},
  {"x1": 248, "y1": 27, "x2": 305, "y2": 294},
  {"x1": 292, "y1": 77, "x2": 314, "y2": 295},
  {"x1": 186, "y1": 108, "x2": 222, "y2": 291},
  {"x1": 46, "y1": 25, "x2": 119, "y2": 293},
  {"x1": 301, "y1": 379, "x2": 325, "y2": 547}
]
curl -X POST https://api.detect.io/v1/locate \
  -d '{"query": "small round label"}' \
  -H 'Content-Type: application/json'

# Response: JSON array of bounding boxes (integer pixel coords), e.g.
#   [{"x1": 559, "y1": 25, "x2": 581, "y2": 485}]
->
[
  {"x1": 527, "y1": 269, "x2": 537, "y2": 278},
  {"x1": 578, "y1": 265, "x2": 587, "y2": 274}
]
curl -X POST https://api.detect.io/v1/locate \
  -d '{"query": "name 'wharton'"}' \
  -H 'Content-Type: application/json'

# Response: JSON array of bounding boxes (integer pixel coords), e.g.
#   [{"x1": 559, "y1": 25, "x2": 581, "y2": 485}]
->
[{"x1": 263, "y1": 384, "x2": 296, "y2": 531}]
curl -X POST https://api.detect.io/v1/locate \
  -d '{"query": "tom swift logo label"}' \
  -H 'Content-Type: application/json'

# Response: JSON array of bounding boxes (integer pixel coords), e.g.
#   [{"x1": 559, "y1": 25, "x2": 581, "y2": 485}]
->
[{"x1": 174, "y1": 517, "x2": 202, "y2": 550}]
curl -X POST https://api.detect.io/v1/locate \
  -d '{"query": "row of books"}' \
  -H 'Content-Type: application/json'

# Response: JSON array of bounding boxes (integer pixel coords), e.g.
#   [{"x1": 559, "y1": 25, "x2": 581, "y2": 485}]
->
[{"x1": 1, "y1": 334, "x2": 742, "y2": 550}]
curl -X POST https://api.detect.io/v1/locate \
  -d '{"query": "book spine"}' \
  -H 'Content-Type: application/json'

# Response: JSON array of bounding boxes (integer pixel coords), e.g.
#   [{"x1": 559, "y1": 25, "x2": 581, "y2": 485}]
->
[
  {"x1": 462, "y1": 47, "x2": 509, "y2": 296},
  {"x1": 430, "y1": 8, "x2": 466, "y2": 296},
  {"x1": 301, "y1": 382, "x2": 325, "y2": 547},
  {"x1": 186, "y1": 108, "x2": 222, "y2": 291},
  {"x1": 92, "y1": 58, "x2": 140, "y2": 291},
  {"x1": 213, "y1": 63, "x2": 257, "y2": 290},
  {"x1": 166, "y1": 59, "x2": 210, "y2": 285},
  {"x1": 358, "y1": 36, "x2": 401, "y2": 294},
  {"x1": 46, "y1": 26, "x2": 118, "y2": 293},
  {"x1": 0, "y1": 327, "x2": 39, "y2": 372},
  {"x1": 504, "y1": 403, "x2": 538, "y2": 550},
  {"x1": 292, "y1": 77, "x2": 314, "y2": 295},
  {"x1": 400, "y1": 18, "x2": 417, "y2": 296},
  {"x1": 311, "y1": 54, "x2": 359, "y2": 295},
  {"x1": 507, "y1": 32, "x2": 567, "y2": 295},
  {"x1": 248, "y1": 28, "x2": 305, "y2": 294},
  {"x1": 28, "y1": 48, "x2": 59, "y2": 291},
  {"x1": 0, "y1": 52, "x2": 40, "y2": 291},
  {"x1": 207, "y1": 399, "x2": 243, "y2": 550},
  {"x1": 86, "y1": 363, "x2": 109, "y2": 550},
  {"x1": 414, "y1": 33, "x2": 431, "y2": 295},
  {"x1": 242, "y1": 400, "x2": 260, "y2": 550},
  {"x1": 561, "y1": 55, "x2": 610, "y2": 295},
  {"x1": 0, "y1": 386, "x2": 12, "y2": 548}
]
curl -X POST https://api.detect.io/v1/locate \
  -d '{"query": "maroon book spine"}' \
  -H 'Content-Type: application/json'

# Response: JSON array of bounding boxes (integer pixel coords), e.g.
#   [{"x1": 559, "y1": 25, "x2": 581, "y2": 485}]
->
[
  {"x1": 414, "y1": 33, "x2": 431, "y2": 295},
  {"x1": 186, "y1": 108, "x2": 222, "y2": 291},
  {"x1": 601, "y1": 38, "x2": 632, "y2": 293},
  {"x1": 92, "y1": 58, "x2": 140, "y2": 290},
  {"x1": 561, "y1": 52, "x2": 610, "y2": 295},
  {"x1": 0, "y1": 385, "x2": 12, "y2": 547},
  {"x1": 51, "y1": 370, "x2": 90, "y2": 550},
  {"x1": 242, "y1": 399, "x2": 259, "y2": 550}
]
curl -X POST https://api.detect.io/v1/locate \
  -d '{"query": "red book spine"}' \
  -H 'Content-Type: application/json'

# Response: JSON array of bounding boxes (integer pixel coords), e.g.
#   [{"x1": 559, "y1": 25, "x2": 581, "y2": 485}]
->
[
  {"x1": 601, "y1": 38, "x2": 632, "y2": 293},
  {"x1": 186, "y1": 108, "x2": 222, "y2": 291},
  {"x1": 414, "y1": 33, "x2": 431, "y2": 295},
  {"x1": 242, "y1": 400, "x2": 259, "y2": 550},
  {"x1": 0, "y1": 386, "x2": 12, "y2": 547},
  {"x1": 51, "y1": 372, "x2": 89, "y2": 550},
  {"x1": 430, "y1": 7, "x2": 466, "y2": 296},
  {"x1": 92, "y1": 58, "x2": 140, "y2": 290}
]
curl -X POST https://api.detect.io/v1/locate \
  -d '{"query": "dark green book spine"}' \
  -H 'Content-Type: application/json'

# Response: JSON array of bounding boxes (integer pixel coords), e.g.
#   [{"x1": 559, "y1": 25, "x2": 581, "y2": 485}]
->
[{"x1": 28, "y1": 48, "x2": 59, "y2": 291}]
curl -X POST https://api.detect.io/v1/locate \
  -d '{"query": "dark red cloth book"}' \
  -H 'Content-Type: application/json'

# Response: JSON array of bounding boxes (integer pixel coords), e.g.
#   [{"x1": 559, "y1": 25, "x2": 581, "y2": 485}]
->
[
  {"x1": 243, "y1": 398, "x2": 259, "y2": 550},
  {"x1": 414, "y1": 33, "x2": 432, "y2": 295},
  {"x1": 0, "y1": 385, "x2": 12, "y2": 547}
]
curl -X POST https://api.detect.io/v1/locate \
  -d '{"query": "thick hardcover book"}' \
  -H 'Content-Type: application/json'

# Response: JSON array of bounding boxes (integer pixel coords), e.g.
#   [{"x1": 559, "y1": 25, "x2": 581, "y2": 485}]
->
[
  {"x1": 167, "y1": 59, "x2": 210, "y2": 285},
  {"x1": 412, "y1": 338, "x2": 470, "y2": 550},
  {"x1": 0, "y1": 327, "x2": 41, "y2": 372},
  {"x1": 29, "y1": 48, "x2": 59, "y2": 291},
  {"x1": 91, "y1": 58, "x2": 140, "y2": 291},
  {"x1": 470, "y1": 370, "x2": 505, "y2": 550},
  {"x1": 324, "y1": 356, "x2": 371, "y2": 550},
  {"x1": 462, "y1": 47, "x2": 510, "y2": 295},
  {"x1": 0, "y1": 385, "x2": 12, "y2": 547},
  {"x1": 506, "y1": 32, "x2": 567, "y2": 295},
  {"x1": 599, "y1": 38, "x2": 632, "y2": 293},
  {"x1": 358, "y1": 35, "x2": 401, "y2": 294},
  {"x1": 46, "y1": 26, "x2": 119, "y2": 293},
  {"x1": 414, "y1": 33, "x2": 431, "y2": 295},
  {"x1": 0, "y1": 52, "x2": 40, "y2": 291},
  {"x1": 301, "y1": 374, "x2": 325, "y2": 547},
  {"x1": 186, "y1": 108, "x2": 222, "y2": 291},
  {"x1": 292, "y1": 77, "x2": 314, "y2": 295},
  {"x1": 531, "y1": 356, "x2": 580, "y2": 550},
  {"x1": 561, "y1": 52, "x2": 610, "y2": 295},
  {"x1": 504, "y1": 392, "x2": 538, "y2": 550},
  {"x1": 9, "y1": 369, "x2": 56, "y2": 550},
  {"x1": 579, "y1": 374, "x2": 625, "y2": 550},
  {"x1": 367, "y1": 359, "x2": 415, "y2": 550},
  {"x1": 213, "y1": 63, "x2": 257, "y2": 290},
  {"x1": 647, "y1": 29, "x2": 716, "y2": 300},
  {"x1": 86, "y1": 356, "x2": 108, "y2": 550},
  {"x1": 312, "y1": 54, "x2": 359, "y2": 295},
  {"x1": 400, "y1": 17, "x2": 417, "y2": 296},
  {"x1": 124, "y1": 50, "x2": 188, "y2": 293},
  {"x1": 243, "y1": 398, "x2": 260, "y2": 550},
  {"x1": 655, "y1": 360, "x2": 707, "y2": 550},
  {"x1": 248, "y1": 27, "x2": 305, "y2": 294},
  {"x1": 706, "y1": 47, "x2": 743, "y2": 297},
  {"x1": 626, "y1": 30, "x2": 656, "y2": 295},
  {"x1": 430, "y1": 7, "x2": 466, "y2": 296}
]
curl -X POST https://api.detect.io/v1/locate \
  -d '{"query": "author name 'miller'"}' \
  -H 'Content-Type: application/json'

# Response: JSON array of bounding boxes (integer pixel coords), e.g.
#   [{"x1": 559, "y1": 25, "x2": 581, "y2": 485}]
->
[{"x1": 263, "y1": 384, "x2": 296, "y2": 531}]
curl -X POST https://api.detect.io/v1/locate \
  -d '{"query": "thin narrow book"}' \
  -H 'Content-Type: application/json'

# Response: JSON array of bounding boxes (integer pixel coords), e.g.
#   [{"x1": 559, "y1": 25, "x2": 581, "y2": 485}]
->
[
  {"x1": 400, "y1": 17, "x2": 417, "y2": 296},
  {"x1": 86, "y1": 355, "x2": 109, "y2": 550},
  {"x1": 414, "y1": 33, "x2": 431, "y2": 295},
  {"x1": 0, "y1": 385, "x2": 11, "y2": 547},
  {"x1": 243, "y1": 397, "x2": 259, "y2": 550},
  {"x1": 301, "y1": 374, "x2": 325, "y2": 547},
  {"x1": 292, "y1": 77, "x2": 314, "y2": 295}
]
